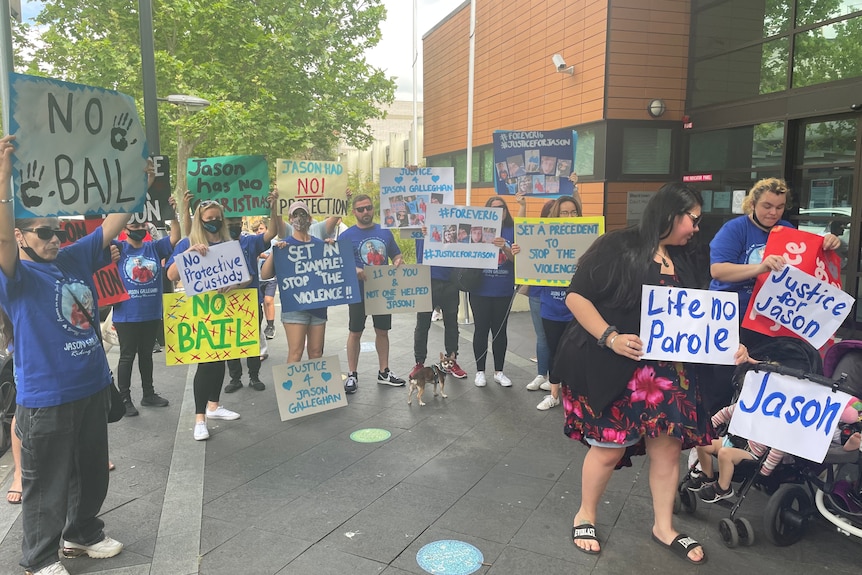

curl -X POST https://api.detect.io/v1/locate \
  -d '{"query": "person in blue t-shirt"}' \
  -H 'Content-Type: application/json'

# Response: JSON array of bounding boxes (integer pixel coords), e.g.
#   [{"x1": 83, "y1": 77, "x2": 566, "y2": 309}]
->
[
  {"x1": 0, "y1": 135, "x2": 129, "y2": 573},
  {"x1": 709, "y1": 177, "x2": 841, "y2": 349},
  {"x1": 535, "y1": 195, "x2": 581, "y2": 411},
  {"x1": 340, "y1": 194, "x2": 405, "y2": 394},
  {"x1": 112, "y1": 195, "x2": 182, "y2": 416},
  {"x1": 469, "y1": 196, "x2": 521, "y2": 388},
  {"x1": 261, "y1": 201, "x2": 329, "y2": 363},
  {"x1": 222, "y1": 196, "x2": 279, "y2": 393},
  {"x1": 166, "y1": 200, "x2": 253, "y2": 441}
]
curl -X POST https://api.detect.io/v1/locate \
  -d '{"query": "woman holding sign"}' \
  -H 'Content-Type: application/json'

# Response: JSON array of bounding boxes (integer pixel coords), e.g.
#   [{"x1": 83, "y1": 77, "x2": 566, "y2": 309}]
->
[
  {"x1": 260, "y1": 201, "x2": 328, "y2": 363},
  {"x1": 556, "y1": 183, "x2": 750, "y2": 564},
  {"x1": 0, "y1": 135, "x2": 130, "y2": 574},
  {"x1": 709, "y1": 177, "x2": 841, "y2": 348},
  {"x1": 166, "y1": 200, "x2": 248, "y2": 441}
]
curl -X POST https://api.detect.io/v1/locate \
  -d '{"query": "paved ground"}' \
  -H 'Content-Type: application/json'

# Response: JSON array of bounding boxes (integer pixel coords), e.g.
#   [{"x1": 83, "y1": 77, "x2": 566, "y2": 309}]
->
[{"x1": 1, "y1": 296, "x2": 861, "y2": 574}]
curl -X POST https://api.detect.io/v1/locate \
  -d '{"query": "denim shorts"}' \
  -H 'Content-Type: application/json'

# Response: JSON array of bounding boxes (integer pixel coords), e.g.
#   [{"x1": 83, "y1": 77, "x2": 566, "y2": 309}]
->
[{"x1": 281, "y1": 310, "x2": 326, "y2": 326}]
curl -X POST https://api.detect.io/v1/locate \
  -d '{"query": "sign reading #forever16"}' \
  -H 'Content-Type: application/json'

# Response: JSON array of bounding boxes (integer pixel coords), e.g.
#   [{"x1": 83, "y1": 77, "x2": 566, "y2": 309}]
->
[{"x1": 8, "y1": 73, "x2": 149, "y2": 218}]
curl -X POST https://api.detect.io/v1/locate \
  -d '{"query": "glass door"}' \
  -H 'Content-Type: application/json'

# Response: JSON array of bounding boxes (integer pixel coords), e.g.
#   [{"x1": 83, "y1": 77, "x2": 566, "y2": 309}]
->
[{"x1": 790, "y1": 116, "x2": 861, "y2": 333}]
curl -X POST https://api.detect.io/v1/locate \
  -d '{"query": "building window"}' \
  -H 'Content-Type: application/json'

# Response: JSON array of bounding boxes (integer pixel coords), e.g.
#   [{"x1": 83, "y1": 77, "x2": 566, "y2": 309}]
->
[
  {"x1": 575, "y1": 128, "x2": 596, "y2": 177},
  {"x1": 691, "y1": 38, "x2": 788, "y2": 107},
  {"x1": 796, "y1": 0, "x2": 861, "y2": 27},
  {"x1": 688, "y1": 121, "x2": 785, "y2": 172},
  {"x1": 622, "y1": 127, "x2": 672, "y2": 175},
  {"x1": 792, "y1": 16, "x2": 862, "y2": 88}
]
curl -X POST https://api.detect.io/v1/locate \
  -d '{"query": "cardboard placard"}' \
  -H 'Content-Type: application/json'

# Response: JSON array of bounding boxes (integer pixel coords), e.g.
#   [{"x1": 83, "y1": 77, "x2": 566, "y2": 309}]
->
[
  {"x1": 493, "y1": 129, "x2": 578, "y2": 197},
  {"x1": 275, "y1": 159, "x2": 349, "y2": 217},
  {"x1": 173, "y1": 241, "x2": 250, "y2": 296},
  {"x1": 272, "y1": 238, "x2": 361, "y2": 311},
  {"x1": 513, "y1": 216, "x2": 603, "y2": 286},
  {"x1": 363, "y1": 265, "x2": 432, "y2": 315},
  {"x1": 129, "y1": 155, "x2": 173, "y2": 226},
  {"x1": 187, "y1": 154, "x2": 269, "y2": 216},
  {"x1": 163, "y1": 289, "x2": 259, "y2": 365},
  {"x1": 59, "y1": 218, "x2": 129, "y2": 306},
  {"x1": 422, "y1": 205, "x2": 502, "y2": 269},
  {"x1": 272, "y1": 356, "x2": 348, "y2": 421},
  {"x1": 640, "y1": 285, "x2": 739, "y2": 365},
  {"x1": 379, "y1": 167, "x2": 455, "y2": 229}
]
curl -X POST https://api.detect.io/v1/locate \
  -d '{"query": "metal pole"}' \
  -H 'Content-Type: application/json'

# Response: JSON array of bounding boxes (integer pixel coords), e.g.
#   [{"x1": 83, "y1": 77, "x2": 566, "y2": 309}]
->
[
  {"x1": 460, "y1": 0, "x2": 477, "y2": 325},
  {"x1": 139, "y1": 0, "x2": 160, "y2": 155},
  {"x1": 0, "y1": 0, "x2": 15, "y2": 134},
  {"x1": 411, "y1": 0, "x2": 418, "y2": 166}
]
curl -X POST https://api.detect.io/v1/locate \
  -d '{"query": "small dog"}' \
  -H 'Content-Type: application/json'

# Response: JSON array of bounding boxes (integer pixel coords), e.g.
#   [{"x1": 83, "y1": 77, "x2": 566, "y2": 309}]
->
[{"x1": 407, "y1": 352, "x2": 454, "y2": 406}]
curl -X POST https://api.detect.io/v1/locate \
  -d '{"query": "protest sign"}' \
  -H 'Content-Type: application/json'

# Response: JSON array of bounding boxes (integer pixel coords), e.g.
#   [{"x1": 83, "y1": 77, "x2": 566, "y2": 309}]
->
[
  {"x1": 129, "y1": 155, "x2": 173, "y2": 226},
  {"x1": 640, "y1": 285, "x2": 739, "y2": 365},
  {"x1": 513, "y1": 216, "x2": 603, "y2": 286},
  {"x1": 423, "y1": 204, "x2": 503, "y2": 269},
  {"x1": 493, "y1": 129, "x2": 578, "y2": 197},
  {"x1": 187, "y1": 155, "x2": 269, "y2": 216},
  {"x1": 59, "y1": 218, "x2": 129, "y2": 306},
  {"x1": 729, "y1": 369, "x2": 852, "y2": 463},
  {"x1": 8, "y1": 73, "x2": 148, "y2": 218},
  {"x1": 363, "y1": 265, "x2": 432, "y2": 315},
  {"x1": 173, "y1": 241, "x2": 250, "y2": 296},
  {"x1": 743, "y1": 226, "x2": 843, "y2": 342},
  {"x1": 272, "y1": 238, "x2": 361, "y2": 311},
  {"x1": 272, "y1": 356, "x2": 348, "y2": 421},
  {"x1": 379, "y1": 167, "x2": 455, "y2": 229},
  {"x1": 162, "y1": 289, "x2": 260, "y2": 365},
  {"x1": 751, "y1": 265, "x2": 853, "y2": 349},
  {"x1": 276, "y1": 159, "x2": 349, "y2": 218}
]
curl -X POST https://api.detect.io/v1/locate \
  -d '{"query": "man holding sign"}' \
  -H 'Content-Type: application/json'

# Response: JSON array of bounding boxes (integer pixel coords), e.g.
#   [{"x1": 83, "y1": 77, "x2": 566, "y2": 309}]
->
[{"x1": 340, "y1": 194, "x2": 405, "y2": 393}]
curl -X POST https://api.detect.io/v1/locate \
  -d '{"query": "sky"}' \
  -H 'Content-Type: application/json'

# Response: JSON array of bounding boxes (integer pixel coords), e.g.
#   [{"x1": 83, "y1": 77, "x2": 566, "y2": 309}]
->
[{"x1": 20, "y1": 0, "x2": 466, "y2": 101}]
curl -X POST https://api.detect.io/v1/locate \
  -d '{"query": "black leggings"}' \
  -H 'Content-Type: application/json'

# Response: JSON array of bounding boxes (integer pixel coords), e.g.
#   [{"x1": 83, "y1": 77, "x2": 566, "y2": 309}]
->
[
  {"x1": 194, "y1": 361, "x2": 225, "y2": 414},
  {"x1": 469, "y1": 293, "x2": 512, "y2": 372},
  {"x1": 114, "y1": 320, "x2": 160, "y2": 397},
  {"x1": 542, "y1": 318, "x2": 568, "y2": 385}
]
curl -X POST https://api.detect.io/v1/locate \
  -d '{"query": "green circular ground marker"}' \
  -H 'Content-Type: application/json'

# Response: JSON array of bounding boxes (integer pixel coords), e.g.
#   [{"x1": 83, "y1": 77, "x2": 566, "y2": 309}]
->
[{"x1": 350, "y1": 428, "x2": 391, "y2": 443}]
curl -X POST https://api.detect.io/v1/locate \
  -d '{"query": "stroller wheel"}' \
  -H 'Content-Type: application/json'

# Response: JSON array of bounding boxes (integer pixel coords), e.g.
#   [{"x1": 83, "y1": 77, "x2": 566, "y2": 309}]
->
[
  {"x1": 735, "y1": 517, "x2": 755, "y2": 546},
  {"x1": 678, "y1": 485, "x2": 698, "y2": 514},
  {"x1": 763, "y1": 484, "x2": 811, "y2": 546},
  {"x1": 718, "y1": 517, "x2": 739, "y2": 548}
]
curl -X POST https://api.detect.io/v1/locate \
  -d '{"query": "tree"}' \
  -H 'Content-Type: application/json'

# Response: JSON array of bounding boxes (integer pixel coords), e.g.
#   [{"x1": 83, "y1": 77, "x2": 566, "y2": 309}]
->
[{"x1": 16, "y1": 0, "x2": 395, "y2": 173}]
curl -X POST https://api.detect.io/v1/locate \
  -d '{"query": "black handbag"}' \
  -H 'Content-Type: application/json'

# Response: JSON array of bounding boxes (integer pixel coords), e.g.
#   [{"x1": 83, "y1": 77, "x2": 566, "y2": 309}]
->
[{"x1": 456, "y1": 268, "x2": 484, "y2": 292}]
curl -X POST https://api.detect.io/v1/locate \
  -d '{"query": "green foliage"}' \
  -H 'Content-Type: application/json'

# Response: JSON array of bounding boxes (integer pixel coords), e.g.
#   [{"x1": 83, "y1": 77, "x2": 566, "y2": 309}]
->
[{"x1": 17, "y1": 0, "x2": 395, "y2": 180}]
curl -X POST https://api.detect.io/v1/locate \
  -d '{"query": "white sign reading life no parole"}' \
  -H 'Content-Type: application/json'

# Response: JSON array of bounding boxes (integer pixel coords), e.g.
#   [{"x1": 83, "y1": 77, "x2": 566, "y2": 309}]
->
[
  {"x1": 639, "y1": 285, "x2": 739, "y2": 365},
  {"x1": 9, "y1": 73, "x2": 149, "y2": 218},
  {"x1": 272, "y1": 356, "x2": 348, "y2": 421},
  {"x1": 752, "y1": 265, "x2": 854, "y2": 349},
  {"x1": 423, "y1": 204, "x2": 503, "y2": 269},
  {"x1": 730, "y1": 370, "x2": 852, "y2": 463},
  {"x1": 174, "y1": 241, "x2": 250, "y2": 296},
  {"x1": 363, "y1": 265, "x2": 433, "y2": 315}
]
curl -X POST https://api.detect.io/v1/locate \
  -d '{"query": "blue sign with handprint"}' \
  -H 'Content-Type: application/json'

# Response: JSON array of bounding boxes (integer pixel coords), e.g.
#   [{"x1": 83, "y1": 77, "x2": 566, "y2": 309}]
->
[
  {"x1": 272, "y1": 356, "x2": 348, "y2": 421},
  {"x1": 7, "y1": 73, "x2": 149, "y2": 218}
]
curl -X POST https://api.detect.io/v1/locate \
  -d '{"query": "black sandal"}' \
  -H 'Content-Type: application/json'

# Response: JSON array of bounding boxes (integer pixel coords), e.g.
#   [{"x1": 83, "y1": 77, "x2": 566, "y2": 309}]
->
[
  {"x1": 651, "y1": 532, "x2": 707, "y2": 565},
  {"x1": 572, "y1": 523, "x2": 600, "y2": 555}
]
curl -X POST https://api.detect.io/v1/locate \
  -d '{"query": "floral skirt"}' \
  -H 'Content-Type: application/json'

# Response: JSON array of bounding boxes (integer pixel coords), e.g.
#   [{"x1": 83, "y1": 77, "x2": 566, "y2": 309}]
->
[{"x1": 563, "y1": 361, "x2": 713, "y2": 468}]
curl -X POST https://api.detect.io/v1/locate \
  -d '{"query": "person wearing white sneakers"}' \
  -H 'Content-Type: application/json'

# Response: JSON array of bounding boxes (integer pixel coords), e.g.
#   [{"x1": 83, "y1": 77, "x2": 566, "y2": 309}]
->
[
  {"x1": 166, "y1": 198, "x2": 251, "y2": 441},
  {"x1": 535, "y1": 196, "x2": 581, "y2": 410},
  {"x1": 468, "y1": 197, "x2": 520, "y2": 388}
]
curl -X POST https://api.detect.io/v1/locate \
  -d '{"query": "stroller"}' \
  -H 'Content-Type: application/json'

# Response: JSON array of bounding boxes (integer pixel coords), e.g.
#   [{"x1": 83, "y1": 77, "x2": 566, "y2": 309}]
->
[{"x1": 676, "y1": 337, "x2": 857, "y2": 547}]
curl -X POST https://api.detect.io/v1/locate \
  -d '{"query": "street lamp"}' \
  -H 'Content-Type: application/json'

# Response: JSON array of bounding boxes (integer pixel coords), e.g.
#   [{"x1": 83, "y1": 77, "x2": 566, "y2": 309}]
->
[{"x1": 158, "y1": 95, "x2": 211, "y2": 198}]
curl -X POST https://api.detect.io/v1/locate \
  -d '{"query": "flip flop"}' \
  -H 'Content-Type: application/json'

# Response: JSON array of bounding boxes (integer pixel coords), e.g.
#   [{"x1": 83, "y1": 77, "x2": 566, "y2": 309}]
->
[
  {"x1": 651, "y1": 532, "x2": 707, "y2": 565},
  {"x1": 572, "y1": 523, "x2": 600, "y2": 555},
  {"x1": 6, "y1": 490, "x2": 22, "y2": 505},
  {"x1": 108, "y1": 461, "x2": 116, "y2": 471}
]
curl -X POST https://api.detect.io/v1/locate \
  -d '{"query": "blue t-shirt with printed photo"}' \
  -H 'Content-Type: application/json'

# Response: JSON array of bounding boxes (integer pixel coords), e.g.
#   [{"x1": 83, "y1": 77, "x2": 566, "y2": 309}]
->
[
  {"x1": 473, "y1": 226, "x2": 515, "y2": 298},
  {"x1": 709, "y1": 215, "x2": 793, "y2": 312},
  {"x1": 111, "y1": 236, "x2": 174, "y2": 322},
  {"x1": 340, "y1": 224, "x2": 401, "y2": 293},
  {"x1": 0, "y1": 228, "x2": 111, "y2": 408},
  {"x1": 537, "y1": 285, "x2": 573, "y2": 322}
]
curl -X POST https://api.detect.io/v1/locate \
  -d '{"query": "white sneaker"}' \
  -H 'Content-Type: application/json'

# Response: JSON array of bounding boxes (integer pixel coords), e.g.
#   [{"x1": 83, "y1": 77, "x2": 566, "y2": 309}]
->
[
  {"x1": 27, "y1": 562, "x2": 70, "y2": 575},
  {"x1": 536, "y1": 395, "x2": 560, "y2": 410},
  {"x1": 205, "y1": 406, "x2": 240, "y2": 420},
  {"x1": 193, "y1": 421, "x2": 210, "y2": 441},
  {"x1": 61, "y1": 535, "x2": 123, "y2": 559},
  {"x1": 494, "y1": 372, "x2": 512, "y2": 387},
  {"x1": 526, "y1": 375, "x2": 547, "y2": 391},
  {"x1": 474, "y1": 371, "x2": 487, "y2": 387},
  {"x1": 539, "y1": 380, "x2": 552, "y2": 391}
]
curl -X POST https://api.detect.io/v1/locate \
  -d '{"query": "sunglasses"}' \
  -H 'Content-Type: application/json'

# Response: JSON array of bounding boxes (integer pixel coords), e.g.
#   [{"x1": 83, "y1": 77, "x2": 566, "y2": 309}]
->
[
  {"x1": 354, "y1": 205, "x2": 374, "y2": 213},
  {"x1": 197, "y1": 199, "x2": 222, "y2": 210},
  {"x1": 559, "y1": 210, "x2": 580, "y2": 217},
  {"x1": 20, "y1": 227, "x2": 68, "y2": 242},
  {"x1": 686, "y1": 212, "x2": 703, "y2": 227}
]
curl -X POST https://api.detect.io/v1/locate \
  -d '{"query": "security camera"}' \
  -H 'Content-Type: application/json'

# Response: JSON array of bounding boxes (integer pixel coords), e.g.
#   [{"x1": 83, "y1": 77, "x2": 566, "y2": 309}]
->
[
  {"x1": 851, "y1": 103, "x2": 862, "y2": 111},
  {"x1": 552, "y1": 54, "x2": 566, "y2": 71}
]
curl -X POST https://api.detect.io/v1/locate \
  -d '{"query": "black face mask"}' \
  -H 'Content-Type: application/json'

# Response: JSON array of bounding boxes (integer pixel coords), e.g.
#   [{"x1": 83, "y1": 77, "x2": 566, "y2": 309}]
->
[
  {"x1": 228, "y1": 224, "x2": 243, "y2": 239},
  {"x1": 202, "y1": 219, "x2": 223, "y2": 234},
  {"x1": 126, "y1": 229, "x2": 147, "y2": 242},
  {"x1": 21, "y1": 245, "x2": 51, "y2": 264},
  {"x1": 751, "y1": 211, "x2": 774, "y2": 230}
]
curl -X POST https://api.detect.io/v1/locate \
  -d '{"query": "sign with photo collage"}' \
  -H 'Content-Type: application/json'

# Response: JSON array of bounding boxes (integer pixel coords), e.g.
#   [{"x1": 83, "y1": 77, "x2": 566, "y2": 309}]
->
[{"x1": 492, "y1": 129, "x2": 578, "y2": 197}]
